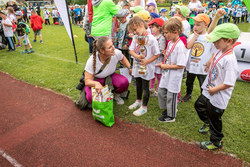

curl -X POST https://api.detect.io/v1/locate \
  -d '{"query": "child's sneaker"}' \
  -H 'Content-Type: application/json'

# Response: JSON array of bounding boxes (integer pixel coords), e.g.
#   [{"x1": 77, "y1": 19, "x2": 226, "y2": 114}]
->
[
  {"x1": 158, "y1": 116, "x2": 175, "y2": 122},
  {"x1": 200, "y1": 141, "x2": 223, "y2": 150},
  {"x1": 28, "y1": 48, "x2": 35, "y2": 54},
  {"x1": 114, "y1": 93, "x2": 124, "y2": 105},
  {"x1": 33, "y1": 39, "x2": 37, "y2": 42},
  {"x1": 199, "y1": 123, "x2": 209, "y2": 134},
  {"x1": 40, "y1": 40, "x2": 43, "y2": 43},
  {"x1": 181, "y1": 94, "x2": 192, "y2": 102},
  {"x1": 128, "y1": 101, "x2": 141, "y2": 110},
  {"x1": 133, "y1": 106, "x2": 147, "y2": 116},
  {"x1": 22, "y1": 49, "x2": 29, "y2": 54},
  {"x1": 16, "y1": 44, "x2": 22, "y2": 47}
]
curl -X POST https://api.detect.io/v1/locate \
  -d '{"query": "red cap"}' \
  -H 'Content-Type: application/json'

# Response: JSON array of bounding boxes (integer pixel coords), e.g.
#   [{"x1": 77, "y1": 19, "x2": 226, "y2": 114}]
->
[{"x1": 148, "y1": 18, "x2": 165, "y2": 27}]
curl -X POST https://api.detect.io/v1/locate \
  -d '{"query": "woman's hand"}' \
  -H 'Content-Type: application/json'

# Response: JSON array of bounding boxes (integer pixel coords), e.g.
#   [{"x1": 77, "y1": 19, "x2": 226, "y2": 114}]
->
[
  {"x1": 129, "y1": 69, "x2": 132, "y2": 75},
  {"x1": 94, "y1": 82, "x2": 103, "y2": 94}
]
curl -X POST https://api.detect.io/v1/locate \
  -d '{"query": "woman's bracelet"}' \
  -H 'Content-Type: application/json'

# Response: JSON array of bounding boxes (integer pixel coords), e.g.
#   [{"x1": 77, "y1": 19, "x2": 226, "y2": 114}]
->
[{"x1": 127, "y1": 66, "x2": 132, "y2": 70}]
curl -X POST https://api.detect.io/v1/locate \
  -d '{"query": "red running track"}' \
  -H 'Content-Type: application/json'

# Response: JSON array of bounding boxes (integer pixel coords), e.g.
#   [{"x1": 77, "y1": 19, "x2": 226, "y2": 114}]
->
[{"x1": 0, "y1": 72, "x2": 242, "y2": 166}]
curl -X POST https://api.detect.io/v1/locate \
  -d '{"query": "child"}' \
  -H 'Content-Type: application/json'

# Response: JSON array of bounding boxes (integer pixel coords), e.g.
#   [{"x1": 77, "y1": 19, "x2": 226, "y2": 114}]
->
[
  {"x1": 235, "y1": 4, "x2": 242, "y2": 25},
  {"x1": 15, "y1": 11, "x2": 34, "y2": 54},
  {"x1": 30, "y1": 9, "x2": 44, "y2": 43},
  {"x1": 43, "y1": 7, "x2": 50, "y2": 25},
  {"x1": 7, "y1": 7, "x2": 22, "y2": 47},
  {"x1": 195, "y1": 11, "x2": 240, "y2": 150},
  {"x1": 116, "y1": 9, "x2": 131, "y2": 66},
  {"x1": 182, "y1": 14, "x2": 216, "y2": 102},
  {"x1": 128, "y1": 16, "x2": 160, "y2": 116},
  {"x1": 0, "y1": 11, "x2": 15, "y2": 51},
  {"x1": 51, "y1": 7, "x2": 59, "y2": 24},
  {"x1": 175, "y1": 5, "x2": 191, "y2": 38},
  {"x1": 148, "y1": 18, "x2": 166, "y2": 97},
  {"x1": 157, "y1": 18, "x2": 188, "y2": 122},
  {"x1": 160, "y1": 8, "x2": 168, "y2": 21}
]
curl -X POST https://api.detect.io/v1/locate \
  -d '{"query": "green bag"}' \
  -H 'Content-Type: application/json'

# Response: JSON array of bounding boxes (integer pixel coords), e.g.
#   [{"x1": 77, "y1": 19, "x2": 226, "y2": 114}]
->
[{"x1": 92, "y1": 99, "x2": 114, "y2": 127}]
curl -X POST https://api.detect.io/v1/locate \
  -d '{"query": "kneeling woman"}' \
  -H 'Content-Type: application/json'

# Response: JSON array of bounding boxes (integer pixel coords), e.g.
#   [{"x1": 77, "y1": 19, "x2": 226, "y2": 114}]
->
[{"x1": 84, "y1": 36, "x2": 131, "y2": 104}]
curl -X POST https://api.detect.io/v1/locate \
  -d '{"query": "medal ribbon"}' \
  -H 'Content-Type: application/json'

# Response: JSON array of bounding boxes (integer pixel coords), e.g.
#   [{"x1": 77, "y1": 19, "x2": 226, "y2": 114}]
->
[
  {"x1": 163, "y1": 37, "x2": 180, "y2": 64},
  {"x1": 208, "y1": 48, "x2": 233, "y2": 84}
]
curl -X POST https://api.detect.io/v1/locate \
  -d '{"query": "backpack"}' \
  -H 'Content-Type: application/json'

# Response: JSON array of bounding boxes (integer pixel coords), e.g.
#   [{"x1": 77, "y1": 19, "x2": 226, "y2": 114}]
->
[{"x1": 16, "y1": 22, "x2": 30, "y2": 36}]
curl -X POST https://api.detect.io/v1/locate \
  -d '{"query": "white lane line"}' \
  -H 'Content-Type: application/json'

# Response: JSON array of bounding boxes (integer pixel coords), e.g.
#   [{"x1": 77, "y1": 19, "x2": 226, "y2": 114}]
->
[
  {"x1": 35, "y1": 53, "x2": 85, "y2": 65},
  {"x1": 0, "y1": 148, "x2": 23, "y2": 167}
]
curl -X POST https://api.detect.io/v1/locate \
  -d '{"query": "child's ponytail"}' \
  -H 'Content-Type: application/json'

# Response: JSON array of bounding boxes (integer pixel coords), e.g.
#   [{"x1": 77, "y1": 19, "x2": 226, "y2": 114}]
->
[{"x1": 92, "y1": 40, "x2": 97, "y2": 73}]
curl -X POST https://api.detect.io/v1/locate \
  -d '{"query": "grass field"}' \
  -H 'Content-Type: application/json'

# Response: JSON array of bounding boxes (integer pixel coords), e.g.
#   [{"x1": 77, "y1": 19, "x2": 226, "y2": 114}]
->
[{"x1": 0, "y1": 15, "x2": 249, "y2": 162}]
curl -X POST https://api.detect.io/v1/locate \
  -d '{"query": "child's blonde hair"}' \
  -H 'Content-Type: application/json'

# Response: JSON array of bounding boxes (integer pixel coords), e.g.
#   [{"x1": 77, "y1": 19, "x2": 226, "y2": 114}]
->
[
  {"x1": 162, "y1": 17, "x2": 183, "y2": 35},
  {"x1": 7, "y1": 7, "x2": 14, "y2": 14},
  {"x1": 128, "y1": 16, "x2": 148, "y2": 32}
]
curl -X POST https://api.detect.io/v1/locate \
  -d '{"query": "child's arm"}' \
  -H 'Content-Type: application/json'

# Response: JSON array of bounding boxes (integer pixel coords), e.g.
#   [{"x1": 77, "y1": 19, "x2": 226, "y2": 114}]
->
[
  {"x1": 140, "y1": 54, "x2": 160, "y2": 66},
  {"x1": 208, "y1": 9, "x2": 227, "y2": 34},
  {"x1": 157, "y1": 64, "x2": 185, "y2": 70},
  {"x1": 208, "y1": 84, "x2": 232, "y2": 96},
  {"x1": 187, "y1": 33, "x2": 199, "y2": 49},
  {"x1": 3, "y1": 22, "x2": 12, "y2": 27}
]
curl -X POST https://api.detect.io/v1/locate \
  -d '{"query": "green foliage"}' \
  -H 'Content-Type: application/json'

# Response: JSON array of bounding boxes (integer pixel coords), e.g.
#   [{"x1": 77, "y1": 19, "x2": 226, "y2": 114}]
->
[{"x1": 0, "y1": 16, "x2": 249, "y2": 162}]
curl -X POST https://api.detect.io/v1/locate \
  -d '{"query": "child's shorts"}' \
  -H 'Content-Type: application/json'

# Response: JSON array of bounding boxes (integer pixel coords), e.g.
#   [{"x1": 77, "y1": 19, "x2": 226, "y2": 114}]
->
[
  {"x1": 19, "y1": 34, "x2": 30, "y2": 45},
  {"x1": 34, "y1": 29, "x2": 41, "y2": 36}
]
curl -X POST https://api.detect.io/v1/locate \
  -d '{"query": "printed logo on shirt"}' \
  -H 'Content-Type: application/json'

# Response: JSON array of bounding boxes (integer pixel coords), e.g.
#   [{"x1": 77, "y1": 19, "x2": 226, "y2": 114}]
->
[
  {"x1": 211, "y1": 65, "x2": 219, "y2": 81},
  {"x1": 191, "y1": 42, "x2": 204, "y2": 57}
]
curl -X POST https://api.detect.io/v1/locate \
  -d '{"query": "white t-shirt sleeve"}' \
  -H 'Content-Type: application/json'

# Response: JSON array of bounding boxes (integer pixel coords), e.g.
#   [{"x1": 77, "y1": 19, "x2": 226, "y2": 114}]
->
[
  {"x1": 85, "y1": 56, "x2": 94, "y2": 75},
  {"x1": 187, "y1": 33, "x2": 194, "y2": 43},
  {"x1": 176, "y1": 44, "x2": 187, "y2": 66},
  {"x1": 223, "y1": 57, "x2": 238, "y2": 86},
  {"x1": 151, "y1": 38, "x2": 161, "y2": 56},
  {"x1": 114, "y1": 49, "x2": 124, "y2": 61}
]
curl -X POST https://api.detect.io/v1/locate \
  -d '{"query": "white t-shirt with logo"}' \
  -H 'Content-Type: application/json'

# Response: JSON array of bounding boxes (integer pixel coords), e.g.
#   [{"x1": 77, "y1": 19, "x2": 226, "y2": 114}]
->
[
  {"x1": 187, "y1": 33, "x2": 217, "y2": 75},
  {"x1": 159, "y1": 40, "x2": 188, "y2": 93},
  {"x1": 2, "y1": 18, "x2": 13, "y2": 37},
  {"x1": 129, "y1": 34, "x2": 161, "y2": 80},
  {"x1": 182, "y1": 20, "x2": 191, "y2": 37},
  {"x1": 202, "y1": 51, "x2": 239, "y2": 110},
  {"x1": 85, "y1": 49, "x2": 124, "y2": 78},
  {"x1": 155, "y1": 34, "x2": 166, "y2": 74}
]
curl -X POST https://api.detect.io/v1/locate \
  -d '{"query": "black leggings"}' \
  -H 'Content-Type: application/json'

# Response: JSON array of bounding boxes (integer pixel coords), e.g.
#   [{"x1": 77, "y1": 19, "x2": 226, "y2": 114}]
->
[
  {"x1": 186, "y1": 72, "x2": 206, "y2": 95},
  {"x1": 195, "y1": 94, "x2": 225, "y2": 146},
  {"x1": 136, "y1": 77, "x2": 150, "y2": 106}
]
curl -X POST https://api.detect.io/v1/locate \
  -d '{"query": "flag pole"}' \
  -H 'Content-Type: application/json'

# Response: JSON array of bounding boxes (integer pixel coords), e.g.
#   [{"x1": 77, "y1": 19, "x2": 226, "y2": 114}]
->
[{"x1": 65, "y1": 0, "x2": 78, "y2": 63}]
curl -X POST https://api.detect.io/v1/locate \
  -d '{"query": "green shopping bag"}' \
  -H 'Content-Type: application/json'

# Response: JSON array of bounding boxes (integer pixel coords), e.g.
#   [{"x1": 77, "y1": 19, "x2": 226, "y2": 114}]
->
[{"x1": 92, "y1": 99, "x2": 114, "y2": 127}]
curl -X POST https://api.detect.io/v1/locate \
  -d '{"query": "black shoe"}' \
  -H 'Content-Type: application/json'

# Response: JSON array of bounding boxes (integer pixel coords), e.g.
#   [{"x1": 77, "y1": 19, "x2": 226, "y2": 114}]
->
[
  {"x1": 181, "y1": 94, "x2": 192, "y2": 102},
  {"x1": 158, "y1": 116, "x2": 175, "y2": 122},
  {"x1": 6, "y1": 49, "x2": 15, "y2": 52}
]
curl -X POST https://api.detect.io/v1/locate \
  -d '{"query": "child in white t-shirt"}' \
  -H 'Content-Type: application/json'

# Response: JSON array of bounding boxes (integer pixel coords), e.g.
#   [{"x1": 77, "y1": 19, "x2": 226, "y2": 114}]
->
[
  {"x1": 195, "y1": 12, "x2": 240, "y2": 150},
  {"x1": 43, "y1": 8, "x2": 50, "y2": 25},
  {"x1": 157, "y1": 18, "x2": 188, "y2": 122},
  {"x1": 175, "y1": 5, "x2": 191, "y2": 38},
  {"x1": 148, "y1": 18, "x2": 166, "y2": 97},
  {"x1": 128, "y1": 16, "x2": 161, "y2": 116},
  {"x1": 0, "y1": 11, "x2": 15, "y2": 51},
  {"x1": 182, "y1": 13, "x2": 216, "y2": 103}
]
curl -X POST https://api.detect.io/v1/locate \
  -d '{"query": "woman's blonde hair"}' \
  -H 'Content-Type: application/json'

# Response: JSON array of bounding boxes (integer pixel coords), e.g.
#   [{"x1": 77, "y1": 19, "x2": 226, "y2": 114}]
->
[
  {"x1": 162, "y1": 17, "x2": 183, "y2": 35},
  {"x1": 92, "y1": 36, "x2": 110, "y2": 73},
  {"x1": 127, "y1": 16, "x2": 148, "y2": 32}
]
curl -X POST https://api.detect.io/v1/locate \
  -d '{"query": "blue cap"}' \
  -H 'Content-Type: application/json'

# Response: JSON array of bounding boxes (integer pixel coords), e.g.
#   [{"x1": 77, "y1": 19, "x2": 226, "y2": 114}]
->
[
  {"x1": 160, "y1": 8, "x2": 167, "y2": 13},
  {"x1": 150, "y1": 12, "x2": 160, "y2": 18}
]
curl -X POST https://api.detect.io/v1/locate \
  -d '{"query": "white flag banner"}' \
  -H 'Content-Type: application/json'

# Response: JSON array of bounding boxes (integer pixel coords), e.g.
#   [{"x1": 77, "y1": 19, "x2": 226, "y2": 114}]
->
[{"x1": 54, "y1": 0, "x2": 72, "y2": 43}]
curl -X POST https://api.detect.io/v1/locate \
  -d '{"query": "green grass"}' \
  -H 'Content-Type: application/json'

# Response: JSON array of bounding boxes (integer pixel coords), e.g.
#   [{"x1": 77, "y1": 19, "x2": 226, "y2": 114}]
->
[{"x1": 0, "y1": 17, "x2": 249, "y2": 162}]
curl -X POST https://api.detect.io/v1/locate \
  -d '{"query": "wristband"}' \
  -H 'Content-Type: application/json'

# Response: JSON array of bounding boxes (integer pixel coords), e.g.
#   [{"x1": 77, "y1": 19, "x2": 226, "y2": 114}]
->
[{"x1": 127, "y1": 66, "x2": 132, "y2": 70}]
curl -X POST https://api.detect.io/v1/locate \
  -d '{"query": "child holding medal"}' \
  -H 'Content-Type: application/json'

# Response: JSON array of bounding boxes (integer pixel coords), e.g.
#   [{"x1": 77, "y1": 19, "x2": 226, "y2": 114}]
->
[
  {"x1": 128, "y1": 16, "x2": 161, "y2": 116},
  {"x1": 195, "y1": 10, "x2": 240, "y2": 150},
  {"x1": 157, "y1": 18, "x2": 188, "y2": 122}
]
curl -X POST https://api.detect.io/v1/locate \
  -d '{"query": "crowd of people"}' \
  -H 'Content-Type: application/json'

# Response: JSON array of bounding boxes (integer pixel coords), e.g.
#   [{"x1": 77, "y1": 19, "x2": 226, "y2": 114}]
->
[{"x1": 1, "y1": 0, "x2": 249, "y2": 151}]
